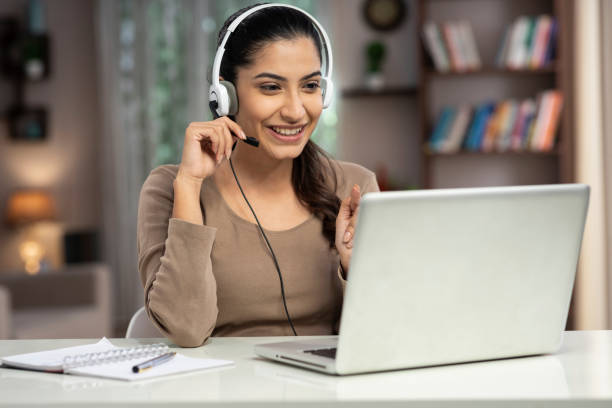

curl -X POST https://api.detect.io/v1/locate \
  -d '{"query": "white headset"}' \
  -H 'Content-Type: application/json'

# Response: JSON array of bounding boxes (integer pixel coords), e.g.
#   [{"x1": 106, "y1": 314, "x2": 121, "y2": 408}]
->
[{"x1": 208, "y1": 3, "x2": 334, "y2": 118}]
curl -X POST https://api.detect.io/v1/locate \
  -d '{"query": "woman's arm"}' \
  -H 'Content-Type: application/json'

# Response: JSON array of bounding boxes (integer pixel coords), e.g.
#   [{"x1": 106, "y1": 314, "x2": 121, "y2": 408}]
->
[
  {"x1": 172, "y1": 168, "x2": 205, "y2": 225},
  {"x1": 137, "y1": 166, "x2": 218, "y2": 347}
]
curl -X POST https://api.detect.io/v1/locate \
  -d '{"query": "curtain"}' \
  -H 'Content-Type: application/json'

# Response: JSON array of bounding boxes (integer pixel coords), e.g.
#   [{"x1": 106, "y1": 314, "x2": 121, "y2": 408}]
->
[
  {"x1": 573, "y1": 0, "x2": 608, "y2": 329},
  {"x1": 96, "y1": 0, "x2": 338, "y2": 327},
  {"x1": 601, "y1": 0, "x2": 612, "y2": 329}
]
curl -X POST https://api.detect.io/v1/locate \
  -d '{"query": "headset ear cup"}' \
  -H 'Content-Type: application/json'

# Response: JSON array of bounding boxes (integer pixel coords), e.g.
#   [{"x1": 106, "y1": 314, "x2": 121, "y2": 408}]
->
[
  {"x1": 220, "y1": 80, "x2": 239, "y2": 115},
  {"x1": 209, "y1": 83, "x2": 229, "y2": 117}
]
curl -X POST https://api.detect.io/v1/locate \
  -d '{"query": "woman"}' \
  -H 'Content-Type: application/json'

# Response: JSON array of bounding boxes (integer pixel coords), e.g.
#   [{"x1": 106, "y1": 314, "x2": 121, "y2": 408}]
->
[{"x1": 137, "y1": 4, "x2": 379, "y2": 347}]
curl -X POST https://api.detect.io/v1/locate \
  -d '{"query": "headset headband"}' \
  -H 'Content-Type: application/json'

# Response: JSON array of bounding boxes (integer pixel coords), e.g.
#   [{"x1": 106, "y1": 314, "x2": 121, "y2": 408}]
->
[{"x1": 210, "y1": 3, "x2": 333, "y2": 88}]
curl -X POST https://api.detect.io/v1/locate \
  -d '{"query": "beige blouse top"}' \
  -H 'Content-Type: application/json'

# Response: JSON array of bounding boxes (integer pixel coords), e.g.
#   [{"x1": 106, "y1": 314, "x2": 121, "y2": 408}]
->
[{"x1": 137, "y1": 160, "x2": 379, "y2": 347}]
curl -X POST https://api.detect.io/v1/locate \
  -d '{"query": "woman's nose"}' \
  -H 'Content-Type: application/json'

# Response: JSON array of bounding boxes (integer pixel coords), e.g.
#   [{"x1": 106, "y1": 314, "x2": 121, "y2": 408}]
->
[{"x1": 280, "y1": 91, "x2": 306, "y2": 122}]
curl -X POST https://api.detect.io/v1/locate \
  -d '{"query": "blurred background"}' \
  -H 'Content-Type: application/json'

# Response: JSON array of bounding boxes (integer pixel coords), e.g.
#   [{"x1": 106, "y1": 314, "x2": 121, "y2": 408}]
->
[{"x1": 0, "y1": 0, "x2": 610, "y2": 339}]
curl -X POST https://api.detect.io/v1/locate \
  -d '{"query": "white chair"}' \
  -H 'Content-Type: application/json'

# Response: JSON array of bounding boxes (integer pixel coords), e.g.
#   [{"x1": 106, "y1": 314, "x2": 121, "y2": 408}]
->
[{"x1": 125, "y1": 306, "x2": 164, "y2": 338}]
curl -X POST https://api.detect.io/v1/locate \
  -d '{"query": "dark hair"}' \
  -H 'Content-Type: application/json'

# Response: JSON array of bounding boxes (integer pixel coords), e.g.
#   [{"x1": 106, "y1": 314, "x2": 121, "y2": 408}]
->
[{"x1": 217, "y1": 4, "x2": 341, "y2": 248}]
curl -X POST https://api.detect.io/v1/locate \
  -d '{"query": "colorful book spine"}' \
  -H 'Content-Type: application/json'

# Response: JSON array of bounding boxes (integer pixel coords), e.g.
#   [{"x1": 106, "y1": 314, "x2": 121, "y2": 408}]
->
[
  {"x1": 429, "y1": 107, "x2": 457, "y2": 151},
  {"x1": 496, "y1": 25, "x2": 511, "y2": 67},
  {"x1": 530, "y1": 15, "x2": 552, "y2": 68},
  {"x1": 507, "y1": 17, "x2": 530, "y2": 69},
  {"x1": 440, "y1": 105, "x2": 472, "y2": 153},
  {"x1": 497, "y1": 101, "x2": 519, "y2": 152},
  {"x1": 544, "y1": 18, "x2": 558, "y2": 65},
  {"x1": 473, "y1": 104, "x2": 495, "y2": 150},
  {"x1": 464, "y1": 104, "x2": 486, "y2": 150},
  {"x1": 510, "y1": 99, "x2": 536, "y2": 151},
  {"x1": 482, "y1": 103, "x2": 506, "y2": 152},
  {"x1": 442, "y1": 23, "x2": 464, "y2": 71},
  {"x1": 499, "y1": 15, "x2": 557, "y2": 70},
  {"x1": 423, "y1": 22, "x2": 451, "y2": 72},
  {"x1": 540, "y1": 91, "x2": 564, "y2": 151}
]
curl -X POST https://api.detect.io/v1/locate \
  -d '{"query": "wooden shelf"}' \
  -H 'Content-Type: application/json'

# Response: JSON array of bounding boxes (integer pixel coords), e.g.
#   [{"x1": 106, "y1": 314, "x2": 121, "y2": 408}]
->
[
  {"x1": 424, "y1": 149, "x2": 561, "y2": 157},
  {"x1": 341, "y1": 87, "x2": 418, "y2": 98},
  {"x1": 424, "y1": 65, "x2": 557, "y2": 79}
]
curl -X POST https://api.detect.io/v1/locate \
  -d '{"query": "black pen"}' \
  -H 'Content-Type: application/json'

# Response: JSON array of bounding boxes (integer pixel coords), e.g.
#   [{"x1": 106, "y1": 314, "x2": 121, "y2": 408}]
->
[{"x1": 132, "y1": 352, "x2": 176, "y2": 373}]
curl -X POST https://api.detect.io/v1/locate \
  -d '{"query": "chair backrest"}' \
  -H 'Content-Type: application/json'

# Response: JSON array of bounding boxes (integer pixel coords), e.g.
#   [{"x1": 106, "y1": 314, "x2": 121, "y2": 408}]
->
[
  {"x1": 125, "y1": 306, "x2": 163, "y2": 338},
  {"x1": 0, "y1": 286, "x2": 12, "y2": 339}
]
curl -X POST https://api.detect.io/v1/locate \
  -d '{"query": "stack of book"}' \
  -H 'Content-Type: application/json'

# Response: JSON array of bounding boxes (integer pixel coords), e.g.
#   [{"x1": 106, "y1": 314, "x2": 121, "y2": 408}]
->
[
  {"x1": 496, "y1": 15, "x2": 557, "y2": 69},
  {"x1": 422, "y1": 21, "x2": 481, "y2": 72},
  {"x1": 428, "y1": 90, "x2": 563, "y2": 154}
]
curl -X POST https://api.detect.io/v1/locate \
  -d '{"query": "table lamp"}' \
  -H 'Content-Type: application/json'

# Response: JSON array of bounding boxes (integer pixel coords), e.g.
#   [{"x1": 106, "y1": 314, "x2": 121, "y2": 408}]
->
[{"x1": 4, "y1": 190, "x2": 57, "y2": 275}]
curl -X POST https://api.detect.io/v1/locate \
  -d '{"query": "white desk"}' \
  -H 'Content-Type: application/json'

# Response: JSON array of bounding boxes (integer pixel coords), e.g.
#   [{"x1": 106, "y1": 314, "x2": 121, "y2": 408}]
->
[{"x1": 1, "y1": 330, "x2": 611, "y2": 407}]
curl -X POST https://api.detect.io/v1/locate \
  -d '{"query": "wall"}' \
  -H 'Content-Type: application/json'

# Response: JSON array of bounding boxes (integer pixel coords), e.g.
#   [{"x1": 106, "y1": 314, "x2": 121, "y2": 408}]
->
[
  {"x1": 0, "y1": 0, "x2": 101, "y2": 271},
  {"x1": 330, "y1": 0, "x2": 420, "y2": 189}
]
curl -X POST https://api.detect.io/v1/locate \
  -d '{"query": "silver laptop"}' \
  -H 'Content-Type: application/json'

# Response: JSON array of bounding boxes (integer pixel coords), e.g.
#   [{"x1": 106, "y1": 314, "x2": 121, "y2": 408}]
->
[{"x1": 255, "y1": 184, "x2": 590, "y2": 375}]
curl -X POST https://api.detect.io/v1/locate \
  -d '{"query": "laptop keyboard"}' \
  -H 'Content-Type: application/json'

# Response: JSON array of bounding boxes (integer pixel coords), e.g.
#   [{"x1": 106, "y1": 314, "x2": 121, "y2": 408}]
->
[{"x1": 303, "y1": 347, "x2": 337, "y2": 359}]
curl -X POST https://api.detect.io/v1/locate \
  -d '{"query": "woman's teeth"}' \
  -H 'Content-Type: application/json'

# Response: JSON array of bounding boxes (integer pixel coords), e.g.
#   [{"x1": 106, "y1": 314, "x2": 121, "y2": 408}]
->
[{"x1": 271, "y1": 126, "x2": 303, "y2": 136}]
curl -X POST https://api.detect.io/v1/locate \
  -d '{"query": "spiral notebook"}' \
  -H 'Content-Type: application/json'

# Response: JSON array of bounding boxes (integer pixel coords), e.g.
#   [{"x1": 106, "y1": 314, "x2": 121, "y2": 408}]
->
[{"x1": 0, "y1": 338, "x2": 233, "y2": 381}]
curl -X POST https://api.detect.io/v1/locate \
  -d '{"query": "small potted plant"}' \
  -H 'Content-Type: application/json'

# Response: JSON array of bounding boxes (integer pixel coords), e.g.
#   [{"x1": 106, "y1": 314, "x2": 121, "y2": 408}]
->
[{"x1": 365, "y1": 40, "x2": 386, "y2": 90}]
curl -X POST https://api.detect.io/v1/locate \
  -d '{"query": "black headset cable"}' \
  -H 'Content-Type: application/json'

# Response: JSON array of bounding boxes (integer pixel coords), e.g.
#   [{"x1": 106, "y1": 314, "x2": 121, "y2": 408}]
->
[{"x1": 228, "y1": 143, "x2": 298, "y2": 336}]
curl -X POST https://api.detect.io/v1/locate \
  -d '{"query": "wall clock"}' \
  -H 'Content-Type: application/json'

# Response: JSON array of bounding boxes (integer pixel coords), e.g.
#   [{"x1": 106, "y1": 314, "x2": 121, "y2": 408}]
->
[{"x1": 363, "y1": 0, "x2": 407, "y2": 32}]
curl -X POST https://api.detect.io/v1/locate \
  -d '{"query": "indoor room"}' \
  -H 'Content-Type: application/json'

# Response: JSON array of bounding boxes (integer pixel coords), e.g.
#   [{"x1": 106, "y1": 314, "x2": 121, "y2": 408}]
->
[{"x1": 0, "y1": 0, "x2": 611, "y2": 405}]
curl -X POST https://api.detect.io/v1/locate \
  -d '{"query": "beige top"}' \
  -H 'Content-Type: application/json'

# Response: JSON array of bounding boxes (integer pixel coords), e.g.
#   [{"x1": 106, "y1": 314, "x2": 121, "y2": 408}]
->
[{"x1": 137, "y1": 160, "x2": 379, "y2": 347}]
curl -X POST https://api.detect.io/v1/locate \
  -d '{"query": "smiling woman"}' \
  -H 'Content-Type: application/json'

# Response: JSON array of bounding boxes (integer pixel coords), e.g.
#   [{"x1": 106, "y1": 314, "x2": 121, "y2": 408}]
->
[{"x1": 136, "y1": 3, "x2": 380, "y2": 347}]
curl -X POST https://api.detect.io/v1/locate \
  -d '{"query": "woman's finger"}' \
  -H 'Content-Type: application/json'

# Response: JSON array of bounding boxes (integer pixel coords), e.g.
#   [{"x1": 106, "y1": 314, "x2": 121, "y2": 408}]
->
[
  {"x1": 220, "y1": 116, "x2": 247, "y2": 140},
  {"x1": 343, "y1": 224, "x2": 354, "y2": 243},
  {"x1": 207, "y1": 130, "x2": 219, "y2": 157},
  {"x1": 221, "y1": 124, "x2": 235, "y2": 159},
  {"x1": 349, "y1": 184, "x2": 361, "y2": 213},
  {"x1": 339, "y1": 195, "x2": 352, "y2": 219},
  {"x1": 215, "y1": 126, "x2": 227, "y2": 163}
]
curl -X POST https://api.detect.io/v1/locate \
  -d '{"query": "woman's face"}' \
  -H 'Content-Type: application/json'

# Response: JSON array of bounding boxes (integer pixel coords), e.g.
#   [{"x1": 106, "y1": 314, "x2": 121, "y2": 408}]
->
[{"x1": 234, "y1": 36, "x2": 323, "y2": 161}]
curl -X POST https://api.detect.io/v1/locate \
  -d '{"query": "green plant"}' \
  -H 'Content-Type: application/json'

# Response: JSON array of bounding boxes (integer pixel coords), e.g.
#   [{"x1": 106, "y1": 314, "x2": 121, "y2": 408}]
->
[{"x1": 366, "y1": 41, "x2": 386, "y2": 73}]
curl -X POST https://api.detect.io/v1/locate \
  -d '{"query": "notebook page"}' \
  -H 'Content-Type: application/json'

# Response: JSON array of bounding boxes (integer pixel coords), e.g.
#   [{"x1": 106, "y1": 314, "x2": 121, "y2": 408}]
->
[
  {"x1": 66, "y1": 354, "x2": 233, "y2": 381},
  {"x1": 1, "y1": 338, "x2": 116, "y2": 371}
]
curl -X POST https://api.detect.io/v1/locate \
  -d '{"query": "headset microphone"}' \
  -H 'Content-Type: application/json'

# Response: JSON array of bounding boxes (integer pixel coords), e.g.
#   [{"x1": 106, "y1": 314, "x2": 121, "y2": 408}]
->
[{"x1": 208, "y1": 100, "x2": 259, "y2": 147}]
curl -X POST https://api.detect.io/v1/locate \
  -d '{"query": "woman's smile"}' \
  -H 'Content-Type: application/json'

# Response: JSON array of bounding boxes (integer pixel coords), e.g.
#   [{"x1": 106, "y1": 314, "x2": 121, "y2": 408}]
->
[{"x1": 265, "y1": 124, "x2": 308, "y2": 143}]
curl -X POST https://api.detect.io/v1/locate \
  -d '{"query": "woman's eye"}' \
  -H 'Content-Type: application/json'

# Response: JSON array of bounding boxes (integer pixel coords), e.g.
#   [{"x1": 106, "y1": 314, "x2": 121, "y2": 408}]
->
[
  {"x1": 305, "y1": 82, "x2": 320, "y2": 90},
  {"x1": 260, "y1": 84, "x2": 280, "y2": 91}
]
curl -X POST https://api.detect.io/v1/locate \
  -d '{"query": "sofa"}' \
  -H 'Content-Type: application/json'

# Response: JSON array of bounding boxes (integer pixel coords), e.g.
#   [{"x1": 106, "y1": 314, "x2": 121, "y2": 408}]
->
[{"x1": 0, "y1": 262, "x2": 112, "y2": 339}]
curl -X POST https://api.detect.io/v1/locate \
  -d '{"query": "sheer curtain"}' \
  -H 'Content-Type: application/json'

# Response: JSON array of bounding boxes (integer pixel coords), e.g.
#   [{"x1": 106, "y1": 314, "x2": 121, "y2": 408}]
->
[
  {"x1": 601, "y1": 0, "x2": 612, "y2": 329},
  {"x1": 573, "y1": 0, "x2": 610, "y2": 329},
  {"x1": 95, "y1": 0, "x2": 338, "y2": 327}
]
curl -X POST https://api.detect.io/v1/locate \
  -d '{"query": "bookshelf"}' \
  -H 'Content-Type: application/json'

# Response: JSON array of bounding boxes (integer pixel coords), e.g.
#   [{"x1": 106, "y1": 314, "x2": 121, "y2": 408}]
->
[
  {"x1": 341, "y1": 87, "x2": 418, "y2": 98},
  {"x1": 416, "y1": 0, "x2": 574, "y2": 189}
]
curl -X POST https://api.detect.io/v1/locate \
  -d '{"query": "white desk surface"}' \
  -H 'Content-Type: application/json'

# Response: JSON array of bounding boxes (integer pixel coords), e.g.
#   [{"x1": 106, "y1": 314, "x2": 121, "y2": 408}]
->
[{"x1": 1, "y1": 330, "x2": 611, "y2": 407}]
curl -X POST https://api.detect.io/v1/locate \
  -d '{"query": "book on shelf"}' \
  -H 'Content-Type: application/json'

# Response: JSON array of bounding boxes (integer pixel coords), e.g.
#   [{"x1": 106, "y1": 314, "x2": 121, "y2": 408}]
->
[
  {"x1": 427, "y1": 90, "x2": 563, "y2": 154},
  {"x1": 423, "y1": 22, "x2": 451, "y2": 72},
  {"x1": 429, "y1": 106, "x2": 456, "y2": 151},
  {"x1": 497, "y1": 15, "x2": 557, "y2": 70},
  {"x1": 422, "y1": 20, "x2": 481, "y2": 72},
  {"x1": 439, "y1": 104, "x2": 472, "y2": 153}
]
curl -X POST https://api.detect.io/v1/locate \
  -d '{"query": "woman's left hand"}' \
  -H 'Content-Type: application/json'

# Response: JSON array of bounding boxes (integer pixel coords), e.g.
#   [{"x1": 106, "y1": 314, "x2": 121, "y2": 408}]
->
[{"x1": 335, "y1": 184, "x2": 361, "y2": 275}]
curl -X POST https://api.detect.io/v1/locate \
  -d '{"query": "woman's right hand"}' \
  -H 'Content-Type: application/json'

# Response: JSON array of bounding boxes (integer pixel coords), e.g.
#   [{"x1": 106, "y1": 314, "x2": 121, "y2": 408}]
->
[{"x1": 177, "y1": 116, "x2": 247, "y2": 182}]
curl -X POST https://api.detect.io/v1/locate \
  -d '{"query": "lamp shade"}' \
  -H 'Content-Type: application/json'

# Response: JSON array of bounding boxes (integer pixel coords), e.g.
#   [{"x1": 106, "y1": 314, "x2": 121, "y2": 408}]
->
[{"x1": 4, "y1": 190, "x2": 57, "y2": 226}]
